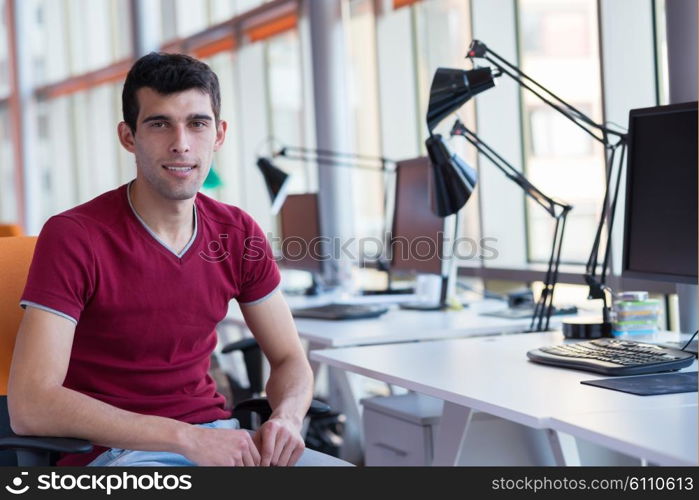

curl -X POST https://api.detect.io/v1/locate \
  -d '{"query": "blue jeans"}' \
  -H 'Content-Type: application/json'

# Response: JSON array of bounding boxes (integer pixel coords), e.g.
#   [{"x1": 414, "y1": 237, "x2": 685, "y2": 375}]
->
[{"x1": 86, "y1": 417, "x2": 350, "y2": 467}]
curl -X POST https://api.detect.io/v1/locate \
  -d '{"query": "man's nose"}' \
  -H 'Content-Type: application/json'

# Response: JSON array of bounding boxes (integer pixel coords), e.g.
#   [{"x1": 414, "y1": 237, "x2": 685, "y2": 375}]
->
[{"x1": 170, "y1": 125, "x2": 190, "y2": 154}]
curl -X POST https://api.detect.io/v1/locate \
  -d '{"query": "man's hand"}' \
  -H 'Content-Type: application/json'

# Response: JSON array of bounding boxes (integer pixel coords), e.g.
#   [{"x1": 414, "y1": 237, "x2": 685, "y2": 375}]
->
[
  {"x1": 180, "y1": 426, "x2": 261, "y2": 466},
  {"x1": 253, "y1": 417, "x2": 305, "y2": 466}
]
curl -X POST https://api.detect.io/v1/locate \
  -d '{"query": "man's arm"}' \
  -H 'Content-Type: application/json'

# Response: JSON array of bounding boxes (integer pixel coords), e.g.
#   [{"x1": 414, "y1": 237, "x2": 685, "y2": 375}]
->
[
  {"x1": 8, "y1": 307, "x2": 260, "y2": 466},
  {"x1": 240, "y1": 290, "x2": 313, "y2": 466}
]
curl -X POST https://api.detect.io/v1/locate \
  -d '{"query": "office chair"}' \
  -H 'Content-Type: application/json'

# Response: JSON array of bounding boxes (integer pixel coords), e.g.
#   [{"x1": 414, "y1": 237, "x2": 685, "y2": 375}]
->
[
  {"x1": 220, "y1": 337, "x2": 344, "y2": 458},
  {"x1": 220, "y1": 337, "x2": 332, "y2": 423},
  {"x1": 0, "y1": 236, "x2": 88, "y2": 466},
  {"x1": 0, "y1": 224, "x2": 23, "y2": 237},
  {"x1": 0, "y1": 236, "x2": 332, "y2": 466}
]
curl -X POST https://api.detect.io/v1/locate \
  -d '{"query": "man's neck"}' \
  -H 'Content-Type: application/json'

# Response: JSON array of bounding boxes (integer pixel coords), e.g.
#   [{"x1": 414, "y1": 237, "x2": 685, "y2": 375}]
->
[{"x1": 129, "y1": 179, "x2": 195, "y2": 252}]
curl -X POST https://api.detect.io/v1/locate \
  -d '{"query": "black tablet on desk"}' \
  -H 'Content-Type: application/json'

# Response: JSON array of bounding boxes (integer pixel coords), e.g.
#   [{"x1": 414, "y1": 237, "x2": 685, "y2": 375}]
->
[{"x1": 581, "y1": 372, "x2": 698, "y2": 396}]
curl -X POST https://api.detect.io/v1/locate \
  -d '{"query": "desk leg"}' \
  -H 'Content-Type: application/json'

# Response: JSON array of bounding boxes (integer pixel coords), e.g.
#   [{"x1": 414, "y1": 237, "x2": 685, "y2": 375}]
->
[
  {"x1": 431, "y1": 402, "x2": 473, "y2": 466},
  {"x1": 546, "y1": 430, "x2": 580, "y2": 466},
  {"x1": 307, "y1": 341, "x2": 324, "y2": 381},
  {"x1": 328, "y1": 367, "x2": 364, "y2": 464}
]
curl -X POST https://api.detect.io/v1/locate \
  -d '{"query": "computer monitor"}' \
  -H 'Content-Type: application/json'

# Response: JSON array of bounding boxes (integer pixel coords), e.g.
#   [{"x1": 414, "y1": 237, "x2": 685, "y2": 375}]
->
[
  {"x1": 278, "y1": 193, "x2": 323, "y2": 274},
  {"x1": 622, "y1": 101, "x2": 698, "y2": 284},
  {"x1": 390, "y1": 157, "x2": 445, "y2": 275}
]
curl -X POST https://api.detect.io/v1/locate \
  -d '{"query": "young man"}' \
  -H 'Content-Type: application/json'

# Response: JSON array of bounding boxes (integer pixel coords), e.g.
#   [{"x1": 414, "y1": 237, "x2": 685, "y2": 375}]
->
[{"x1": 8, "y1": 53, "x2": 336, "y2": 467}]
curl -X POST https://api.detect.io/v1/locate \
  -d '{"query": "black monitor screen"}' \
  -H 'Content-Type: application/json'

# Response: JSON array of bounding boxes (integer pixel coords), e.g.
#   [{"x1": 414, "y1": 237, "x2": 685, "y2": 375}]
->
[
  {"x1": 622, "y1": 101, "x2": 698, "y2": 283},
  {"x1": 278, "y1": 193, "x2": 323, "y2": 273},
  {"x1": 391, "y1": 157, "x2": 445, "y2": 275}
]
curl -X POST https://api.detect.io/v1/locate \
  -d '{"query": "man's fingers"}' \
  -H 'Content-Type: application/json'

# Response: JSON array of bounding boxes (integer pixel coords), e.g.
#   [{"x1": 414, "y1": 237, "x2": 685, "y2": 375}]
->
[
  {"x1": 270, "y1": 432, "x2": 287, "y2": 466},
  {"x1": 259, "y1": 425, "x2": 278, "y2": 467},
  {"x1": 249, "y1": 436, "x2": 261, "y2": 465},
  {"x1": 241, "y1": 450, "x2": 256, "y2": 467},
  {"x1": 288, "y1": 444, "x2": 304, "y2": 467},
  {"x1": 277, "y1": 440, "x2": 296, "y2": 467}
]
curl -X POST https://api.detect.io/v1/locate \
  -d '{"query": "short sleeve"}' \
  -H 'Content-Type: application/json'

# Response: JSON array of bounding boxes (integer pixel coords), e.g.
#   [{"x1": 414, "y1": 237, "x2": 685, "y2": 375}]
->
[
  {"x1": 20, "y1": 215, "x2": 95, "y2": 323},
  {"x1": 236, "y1": 216, "x2": 281, "y2": 304}
]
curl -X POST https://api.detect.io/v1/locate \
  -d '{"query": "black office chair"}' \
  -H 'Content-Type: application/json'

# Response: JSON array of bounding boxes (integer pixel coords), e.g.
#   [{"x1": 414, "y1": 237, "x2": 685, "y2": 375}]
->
[
  {"x1": 221, "y1": 337, "x2": 344, "y2": 457},
  {"x1": 220, "y1": 337, "x2": 332, "y2": 426}
]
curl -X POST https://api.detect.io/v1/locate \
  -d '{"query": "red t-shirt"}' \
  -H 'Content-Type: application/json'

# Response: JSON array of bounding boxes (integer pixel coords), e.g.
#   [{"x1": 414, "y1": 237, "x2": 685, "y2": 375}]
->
[{"x1": 20, "y1": 183, "x2": 281, "y2": 465}]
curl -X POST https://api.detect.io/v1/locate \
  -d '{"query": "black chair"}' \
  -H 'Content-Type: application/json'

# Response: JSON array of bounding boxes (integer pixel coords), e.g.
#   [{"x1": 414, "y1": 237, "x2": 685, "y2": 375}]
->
[
  {"x1": 220, "y1": 337, "x2": 344, "y2": 458},
  {"x1": 220, "y1": 337, "x2": 331, "y2": 427}
]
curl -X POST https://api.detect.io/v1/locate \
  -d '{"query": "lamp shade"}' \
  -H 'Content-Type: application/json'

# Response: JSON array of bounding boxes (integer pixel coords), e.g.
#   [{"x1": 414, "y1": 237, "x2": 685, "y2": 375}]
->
[
  {"x1": 425, "y1": 134, "x2": 478, "y2": 217},
  {"x1": 257, "y1": 157, "x2": 291, "y2": 214},
  {"x1": 426, "y1": 67, "x2": 495, "y2": 132}
]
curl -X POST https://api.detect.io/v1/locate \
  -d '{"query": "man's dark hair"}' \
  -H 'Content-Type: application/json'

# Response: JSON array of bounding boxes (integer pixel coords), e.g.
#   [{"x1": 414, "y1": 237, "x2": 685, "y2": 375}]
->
[{"x1": 122, "y1": 52, "x2": 221, "y2": 132}]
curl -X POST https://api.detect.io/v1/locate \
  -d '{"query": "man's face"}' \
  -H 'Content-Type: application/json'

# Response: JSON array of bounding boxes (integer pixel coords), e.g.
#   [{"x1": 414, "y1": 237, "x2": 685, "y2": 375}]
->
[{"x1": 118, "y1": 87, "x2": 226, "y2": 201}]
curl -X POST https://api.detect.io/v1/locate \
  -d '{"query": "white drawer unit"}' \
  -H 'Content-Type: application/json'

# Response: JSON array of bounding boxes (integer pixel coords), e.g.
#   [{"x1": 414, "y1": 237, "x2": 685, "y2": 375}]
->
[{"x1": 361, "y1": 393, "x2": 443, "y2": 466}]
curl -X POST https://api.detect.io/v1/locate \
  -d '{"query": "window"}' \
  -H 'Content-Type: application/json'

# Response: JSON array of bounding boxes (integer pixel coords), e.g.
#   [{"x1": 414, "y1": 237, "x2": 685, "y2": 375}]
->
[
  {"x1": 518, "y1": 0, "x2": 606, "y2": 265},
  {"x1": 654, "y1": 0, "x2": 670, "y2": 105},
  {"x1": 265, "y1": 29, "x2": 314, "y2": 194},
  {"x1": 29, "y1": 0, "x2": 132, "y2": 86},
  {"x1": 158, "y1": 0, "x2": 268, "y2": 44},
  {"x1": 0, "y1": 0, "x2": 17, "y2": 224},
  {"x1": 345, "y1": 0, "x2": 384, "y2": 241},
  {"x1": 0, "y1": 106, "x2": 17, "y2": 223},
  {"x1": 345, "y1": 0, "x2": 477, "y2": 259},
  {"x1": 0, "y1": 0, "x2": 10, "y2": 96},
  {"x1": 36, "y1": 81, "x2": 125, "y2": 222}
]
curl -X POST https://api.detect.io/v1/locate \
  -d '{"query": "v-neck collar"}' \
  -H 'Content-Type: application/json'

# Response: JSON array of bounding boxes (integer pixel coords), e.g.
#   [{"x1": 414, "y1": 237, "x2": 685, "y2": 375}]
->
[{"x1": 126, "y1": 180, "x2": 198, "y2": 259}]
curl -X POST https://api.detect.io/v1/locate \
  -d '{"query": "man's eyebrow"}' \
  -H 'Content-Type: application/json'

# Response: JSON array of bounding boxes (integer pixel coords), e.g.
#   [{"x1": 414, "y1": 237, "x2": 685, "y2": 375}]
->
[
  {"x1": 142, "y1": 114, "x2": 171, "y2": 124},
  {"x1": 141, "y1": 114, "x2": 213, "y2": 123},
  {"x1": 188, "y1": 114, "x2": 213, "y2": 121}
]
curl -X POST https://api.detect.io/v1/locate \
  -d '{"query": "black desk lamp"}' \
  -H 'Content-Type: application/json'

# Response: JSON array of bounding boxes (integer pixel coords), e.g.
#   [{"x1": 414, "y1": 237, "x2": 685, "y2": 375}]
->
[
  {"x1": 257, "y1": 157, "x2": 292, "y2": 214},
  {"x1": 257, "y1": 145, "x2": 408, "y2": 294},
  {"x1": 426, "y1": 39, "x2": 628, "y2": 336},
  {"x1": 257, "y1": 146, "x2": 393, "y2": 214},
  {"x1": 424, "y1": 66, "x2": 572, "y2": 331}
]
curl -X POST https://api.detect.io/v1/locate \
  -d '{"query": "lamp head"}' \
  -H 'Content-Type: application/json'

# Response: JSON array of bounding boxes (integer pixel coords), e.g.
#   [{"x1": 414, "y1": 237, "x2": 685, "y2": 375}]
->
[
  {"x1": 426, "y1": 66, "x2": 496, "y2": 133},
  {"x1": 425, "y1": 134, "x2": 478, "y2": 217},
  {"x1": 257, "y1": 157, "x2": 291, "y2": 214}
]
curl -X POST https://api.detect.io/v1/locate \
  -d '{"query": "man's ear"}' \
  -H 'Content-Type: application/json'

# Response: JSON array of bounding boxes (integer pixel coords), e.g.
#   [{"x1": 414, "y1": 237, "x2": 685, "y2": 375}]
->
[
  {"x1": 213, "y1": 120, "x2": 227, "y2": 152},
  {"x1": 117, "y1": 122, "x2": 136, "y2": 153}
]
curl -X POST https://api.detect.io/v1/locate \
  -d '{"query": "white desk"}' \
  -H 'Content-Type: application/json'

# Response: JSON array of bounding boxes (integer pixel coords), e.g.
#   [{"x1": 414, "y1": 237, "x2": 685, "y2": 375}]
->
[
  {"x1": 227, "y1": 297, "x2": 570, "y2": 349},
  {"x1": 310, "y1": 332, "x2": 698, "y2": 466},
  {"x1": 224, "y1": 296, "x2": 573, "y2": 463},
  {"x1": 548, "y1": 405, "x2": 698, "y2": 466}
]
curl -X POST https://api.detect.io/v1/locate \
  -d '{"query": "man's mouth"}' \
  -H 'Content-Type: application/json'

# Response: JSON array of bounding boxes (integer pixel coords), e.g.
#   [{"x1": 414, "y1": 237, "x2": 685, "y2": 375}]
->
[{"x1": 162, "y1": 163, "x2": 196, "y2": 172}]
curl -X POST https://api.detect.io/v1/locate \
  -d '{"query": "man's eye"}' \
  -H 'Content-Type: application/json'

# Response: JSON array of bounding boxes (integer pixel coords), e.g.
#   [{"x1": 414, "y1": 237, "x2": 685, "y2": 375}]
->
[
  {"x1": 150, "y1": 122, "x2": 167, "y2": 128},
  {"x1": 191, "y1": 121, "x2": 207, "y2": 128}
]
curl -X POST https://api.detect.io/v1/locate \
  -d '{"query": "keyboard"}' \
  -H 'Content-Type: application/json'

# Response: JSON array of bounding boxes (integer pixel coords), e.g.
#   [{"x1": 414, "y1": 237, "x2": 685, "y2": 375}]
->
[
  {"x1": 657, "y1": 339, "x2": 698, "y2": 355},
  {"x1": 291, "y1": 303, "x2": 389, "y2": 320},
  {"x1": 527, "y1": 338, "x2": 696, "y2": 376}
]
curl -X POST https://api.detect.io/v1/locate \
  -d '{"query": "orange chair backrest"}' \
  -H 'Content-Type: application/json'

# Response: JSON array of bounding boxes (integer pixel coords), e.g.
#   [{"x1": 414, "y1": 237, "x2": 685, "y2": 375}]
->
[
  {"x1": 0, "y1": 225, "x2": 23, "y2": 237},
  {"x1": 0, "y1": 237, "x2": 37, "y2": 395}
]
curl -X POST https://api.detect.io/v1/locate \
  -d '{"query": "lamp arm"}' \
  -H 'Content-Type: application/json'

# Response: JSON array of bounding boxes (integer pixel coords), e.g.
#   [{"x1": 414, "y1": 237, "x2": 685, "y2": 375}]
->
[
  {"x1": 450, "y1": 120, "x2": 572, "y2": 218},
  {"x1": 450, "y1": 119, "x2": 572, "y2": 332},
  {"x1": 585, "y1": 140, "x2": 627, "y2": 299},
  {"x1": 469, "y1": 41, "x2": 624, "y2": 141},
  {"x1": 468, "y1": 40, "x2": 630, "y2": 312},
  {"x1": 274, "y1": 151, "x2": 392, "y2": 173},
  {"x1": 278, "y1": 145, "x2": 394, "y2": 171}
]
